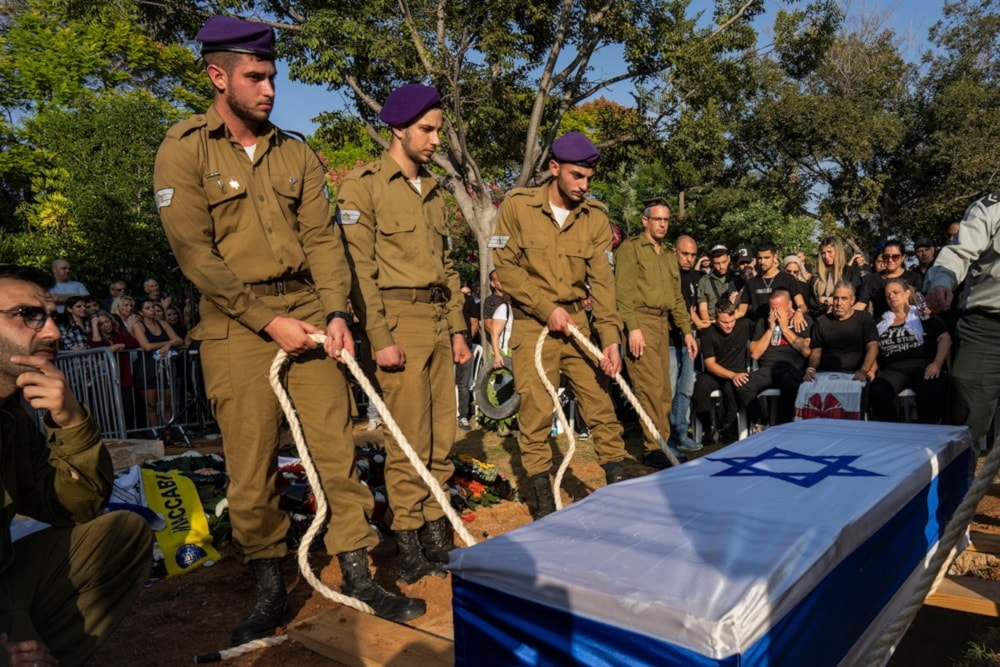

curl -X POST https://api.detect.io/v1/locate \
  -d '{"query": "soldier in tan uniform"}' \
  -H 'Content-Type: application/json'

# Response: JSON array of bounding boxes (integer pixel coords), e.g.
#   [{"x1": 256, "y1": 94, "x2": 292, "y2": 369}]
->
[
  {"x1": 614, "y1": 199, "x2": 698, "y2": 468},
  {"x1": 153, "y1": 16, "x2": 424, "y2": 646},
  {"x1": 493, "y1": 132, "x2": 628, "y2": 518},
  {"x1": 337, "y1": 84, "x2": 471, "y2": 583}
]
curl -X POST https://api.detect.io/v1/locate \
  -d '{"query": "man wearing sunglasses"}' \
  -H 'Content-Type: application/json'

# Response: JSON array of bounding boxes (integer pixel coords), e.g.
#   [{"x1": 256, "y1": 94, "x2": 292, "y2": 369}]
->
[
  {"x1": 0, "y1": 264, "x2": 152, "y2": 666},
  {"x1": 856, "y1": 240, "x2": 923, "y2": 318}
]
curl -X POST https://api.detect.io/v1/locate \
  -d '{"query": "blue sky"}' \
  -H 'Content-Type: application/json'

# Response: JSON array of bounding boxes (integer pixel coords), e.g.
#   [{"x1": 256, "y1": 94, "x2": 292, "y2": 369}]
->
[{"x1": 268, "y1": 0, "x2": 947, "y2": 135}]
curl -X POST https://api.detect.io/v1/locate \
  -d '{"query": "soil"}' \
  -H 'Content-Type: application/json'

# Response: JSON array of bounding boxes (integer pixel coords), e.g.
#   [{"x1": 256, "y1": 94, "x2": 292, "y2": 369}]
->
[{"x1": 95, "y1": 425, "x2": 1000, "y2": 667}]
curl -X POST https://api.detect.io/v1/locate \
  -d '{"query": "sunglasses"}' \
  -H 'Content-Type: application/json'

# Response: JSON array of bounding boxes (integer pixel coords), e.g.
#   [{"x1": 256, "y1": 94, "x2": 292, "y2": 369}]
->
[
  {"x1": 884, "y1": 253, "x2": 903, "y2": 261},
  {"x1": 0, "y1": 306, "x2": 52, "y2": 331}
]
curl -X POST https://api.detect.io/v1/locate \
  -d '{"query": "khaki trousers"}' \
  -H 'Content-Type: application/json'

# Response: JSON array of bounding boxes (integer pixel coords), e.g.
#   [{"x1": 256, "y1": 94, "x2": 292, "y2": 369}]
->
[
  {"x1": 624, "y1": 311, "x2": 672, "y2": 452},
  {"x1": 0, "y1": 511, "x2": 152, "y2": 667},
  {"x1": 377, "y1": 301, "x2": 456, "y2": 531},
  {"x1": 200, "y1": 290, "x2": 377, "y2": 560},
  {"x1": 510, "y1": 313, "x2": 626, "y2": 478}
]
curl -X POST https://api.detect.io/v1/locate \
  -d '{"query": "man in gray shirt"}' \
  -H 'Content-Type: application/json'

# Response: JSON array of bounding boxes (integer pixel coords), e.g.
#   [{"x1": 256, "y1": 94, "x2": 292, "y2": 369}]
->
[{"x1": 48, "y1": 259, "x2": 89, "y2": 313}]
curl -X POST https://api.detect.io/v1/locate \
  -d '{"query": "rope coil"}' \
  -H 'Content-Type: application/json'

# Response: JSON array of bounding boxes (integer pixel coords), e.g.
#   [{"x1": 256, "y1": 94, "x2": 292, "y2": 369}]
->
[
  {"x1": 266, "y1": 334, "x2": 477, "y2": 616},
  {"x1": 533, "y1": 325, "x2": 680, "y2": 509}
]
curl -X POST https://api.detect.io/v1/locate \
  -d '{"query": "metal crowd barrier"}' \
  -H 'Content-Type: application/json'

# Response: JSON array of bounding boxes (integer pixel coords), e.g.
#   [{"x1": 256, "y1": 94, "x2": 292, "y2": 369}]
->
[{"x1": 40, "y1": 347, "x2": 215, "y2": 444}]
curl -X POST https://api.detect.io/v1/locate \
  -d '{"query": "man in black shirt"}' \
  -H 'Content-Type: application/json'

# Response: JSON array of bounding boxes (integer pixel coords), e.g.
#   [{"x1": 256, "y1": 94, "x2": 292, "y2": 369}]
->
[
  {"x1": 668, "y1": 234, "x2": 705, "y2": 452},
  {"x1": 738, "y1": 289, "x2": 812, "y2": 426},
  {"x1": 740, "y1": 240, "x2": 808, "y2": 325},
  {"x1": 692, "y1": 301, "x2": 752, "y2": 444},
  {"x1": 806, "y1": 281, "x2": 879, "y2": 381}
]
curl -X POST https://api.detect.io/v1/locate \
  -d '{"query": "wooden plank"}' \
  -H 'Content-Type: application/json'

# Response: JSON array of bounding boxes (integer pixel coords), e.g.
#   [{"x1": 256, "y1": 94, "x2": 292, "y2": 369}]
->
[
  {"x1": 968, "y1": 531, "x2": 1000, "y2": 555},
  {"x1": 418, "y1": 611, "x2": 454, "y2": 642},
  {"x1": 924, "y1": 575, "x2": 1000, "y2": 617},
  {"x1": 288, "y1": 605, "x2": 453, "y2": 667}
]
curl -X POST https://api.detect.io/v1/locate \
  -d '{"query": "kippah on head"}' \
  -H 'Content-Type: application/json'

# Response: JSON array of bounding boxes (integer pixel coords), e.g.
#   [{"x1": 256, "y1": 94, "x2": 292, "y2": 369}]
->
[
  {"x1": 197, "y1": 15, "x2": 275, "y2": 58},
  {"x1": 551, "y1": 131, "x2": 600, "y2": 167},
  {"x1": 379, "y1": 84, "x2": 442, "y2": 127},
  {"x1": 709, "y1": 244, "x2": 729, "y2": 257}
]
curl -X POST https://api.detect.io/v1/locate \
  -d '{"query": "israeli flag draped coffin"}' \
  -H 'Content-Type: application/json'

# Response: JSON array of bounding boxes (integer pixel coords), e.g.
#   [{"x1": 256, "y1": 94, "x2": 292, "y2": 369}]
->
[{"x1": 449, "y1": 419, "x2": 973, "y2": 667}]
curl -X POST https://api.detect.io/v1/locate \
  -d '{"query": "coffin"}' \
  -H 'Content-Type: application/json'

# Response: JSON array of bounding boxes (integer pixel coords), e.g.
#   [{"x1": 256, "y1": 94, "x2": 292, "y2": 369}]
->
[{"x1": 450, "y1": 419, "x2": 974, "y2": 666}]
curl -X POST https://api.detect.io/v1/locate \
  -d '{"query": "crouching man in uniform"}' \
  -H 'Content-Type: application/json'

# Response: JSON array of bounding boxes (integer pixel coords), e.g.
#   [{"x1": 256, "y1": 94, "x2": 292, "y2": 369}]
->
[{"x1": 0, "y1": 264, "x2": 152, "y2": 666}]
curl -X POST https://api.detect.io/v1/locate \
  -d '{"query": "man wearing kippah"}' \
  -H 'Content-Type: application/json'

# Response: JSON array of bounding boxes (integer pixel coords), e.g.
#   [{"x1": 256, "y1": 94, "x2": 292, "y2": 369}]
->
[
  {"x1": 492, "y1": 131, "x2": 629, "y2": 518},
  {"x1": 336, "y1": 84, "x2": 471, "y2": 584},
  {"x1": 154, "y1": 16, "x2": 425, "y2": 646}
]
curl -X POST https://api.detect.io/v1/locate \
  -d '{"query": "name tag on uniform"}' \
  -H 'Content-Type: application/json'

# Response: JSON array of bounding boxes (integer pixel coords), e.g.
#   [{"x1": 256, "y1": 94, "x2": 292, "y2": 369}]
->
[
  {"x1": 338, "y1": 209, "x2": 360, "y2": 225},
  {"x1": 155, "y1": 188, "x2": 174, "y2": 209},
  {"x1": 488, "y1": 235, "x2": 509, "y2": 249},
  {"x1": 606, "y1": 250, "x2": 614, "y2": 266},
  {"x1": 447, "y1": 237, "x2": 454, "y2": 251}
]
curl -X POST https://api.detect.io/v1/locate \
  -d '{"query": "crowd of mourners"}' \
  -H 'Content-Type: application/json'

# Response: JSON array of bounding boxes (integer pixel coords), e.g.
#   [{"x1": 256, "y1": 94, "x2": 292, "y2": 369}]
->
[
  {"x1": 48, "y1": 258, "x2": 191, "y2": 442},
  {"x1": 463, "y1": 225, "x2": 963, "y2": 450}
]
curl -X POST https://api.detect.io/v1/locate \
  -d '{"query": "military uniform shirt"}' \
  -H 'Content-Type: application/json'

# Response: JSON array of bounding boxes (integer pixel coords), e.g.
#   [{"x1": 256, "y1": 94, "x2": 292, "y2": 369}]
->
[
  {"x1": 336, "y1": 153, "x2": 465, "y2": 350},
  {"x1": 153, "y1": 106, "x2": 350, "y2": 336},
  {"x1": 614, "y1": 234, "x2": 692, "y2": 335},
  {"x1": 492, "y1": 185, "x2": 622, "y2": 347}
]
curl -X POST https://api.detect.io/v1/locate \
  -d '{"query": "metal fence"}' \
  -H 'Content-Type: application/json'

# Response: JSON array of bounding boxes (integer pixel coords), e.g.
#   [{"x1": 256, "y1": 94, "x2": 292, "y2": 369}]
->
[{"x1": 40, "y1": 347, "x2": 215, "y2": 444}]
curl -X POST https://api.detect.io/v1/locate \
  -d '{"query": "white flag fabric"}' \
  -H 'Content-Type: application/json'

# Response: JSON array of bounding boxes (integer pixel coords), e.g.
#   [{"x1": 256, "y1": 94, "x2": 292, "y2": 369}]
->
[
  {"x1": 794, "y1": 372, "x2": 865, "y2": 421},
  {"x1": 449, "y1": 420, "x2": 973, "y2": 667}
]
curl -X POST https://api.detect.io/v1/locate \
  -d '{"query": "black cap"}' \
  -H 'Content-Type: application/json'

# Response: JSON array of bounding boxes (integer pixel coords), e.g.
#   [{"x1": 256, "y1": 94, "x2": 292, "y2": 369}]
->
[
  {"x1": 735, "y1": 246, "x2": 753, "y2": 263},
  {"x1": 913, "y1": 236, "x2": 935, "y2": 249}
]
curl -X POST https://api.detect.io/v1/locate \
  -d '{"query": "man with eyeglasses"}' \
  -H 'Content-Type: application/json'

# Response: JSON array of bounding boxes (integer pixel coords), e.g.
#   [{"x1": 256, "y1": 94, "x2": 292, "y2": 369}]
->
[
  {"x1": 615, "y1": 198, "x2": 698, "y2": 466},
  {"x1": 100, "y1": 281, "x2": 127, "y2": 312},
  {"x1": 856, "y1": 240, "x2": 922, "y2": 318},
  {"x1": 0, "y1": 264, "x2": 152, "y2": 666}
]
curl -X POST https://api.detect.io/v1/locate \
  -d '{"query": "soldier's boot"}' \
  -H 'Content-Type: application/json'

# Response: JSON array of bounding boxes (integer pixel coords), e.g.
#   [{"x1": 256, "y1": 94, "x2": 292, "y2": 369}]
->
[
  {"x1": 337, "y1": 548, "x2": 426, "y2": 623},
  {"x1": 529, "y1": 472, "x2": 556, "y2": 519},
  {"x1": 230, "y1": 558, "x2": 289, "y2": 646},
  {"x1": 601, "y1": 461, "x2": 628, "y2": 485},
  {"x1": 395, "y1": 529, "x2": 446, "y2": 584},
  {"x1": 419, "y1": 517, "x2": 456, "y2": 566}
]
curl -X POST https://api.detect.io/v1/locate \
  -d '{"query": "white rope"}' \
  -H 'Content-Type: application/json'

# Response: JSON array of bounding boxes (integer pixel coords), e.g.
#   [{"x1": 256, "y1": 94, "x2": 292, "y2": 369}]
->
[
  {"x1": 533, "y1": 325, "x2": 680, "y2": 509},
  {"x1": 265, "y1": 333, "x2": 477, "y2": 619},
  {"x1": 864, "y1": 433, "x2": 1000, "y2": 665},
  {"x1": 194, "y1": 634, "x2": 288, "y2": 663}
]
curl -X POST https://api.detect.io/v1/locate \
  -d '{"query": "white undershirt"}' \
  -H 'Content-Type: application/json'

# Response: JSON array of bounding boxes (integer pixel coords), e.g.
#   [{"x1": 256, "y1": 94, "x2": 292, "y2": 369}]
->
[
  {"x1": 550, "y1": 202, "x2": 570, "y2": 227},
  {"x1": 243, "y1": 144, "x2": 256, "y2": 161},
  {"x1": 408, "y1": 177, "x2": 422, "y2": 194}
]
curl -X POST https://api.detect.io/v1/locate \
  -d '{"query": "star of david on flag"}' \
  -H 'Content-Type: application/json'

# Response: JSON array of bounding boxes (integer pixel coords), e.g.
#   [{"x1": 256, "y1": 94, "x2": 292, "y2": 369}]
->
[{"x1": 707, "y1": 446, "x2": 885, "y2": 488}]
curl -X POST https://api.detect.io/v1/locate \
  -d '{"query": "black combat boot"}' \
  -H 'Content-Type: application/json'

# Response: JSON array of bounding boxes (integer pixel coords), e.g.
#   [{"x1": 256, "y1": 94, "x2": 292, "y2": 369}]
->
[
  {"x1": 528, "y1": 472, "x2": 556, "y2": 519},
  {"x1": 419, "y1": 517, "x2": 456, "y2": 566},
  {"x1": 230, "y1": 558, "x2": 289, "y2": 646},
  {"x1": 395, "y1": 529, "x2": 446, "y2": 584},
  {"x1": 601, "y1": 461, "x2": 628, "y2": 485},
  {"x1": 337, "y1": 549, "x2": 426, "y2": 623}
]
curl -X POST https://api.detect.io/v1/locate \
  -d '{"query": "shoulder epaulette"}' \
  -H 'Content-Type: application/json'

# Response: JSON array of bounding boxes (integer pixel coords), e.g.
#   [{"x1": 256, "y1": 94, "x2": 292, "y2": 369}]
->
[
  {"x1": 164, "y1": 114, "x2": 208, "y2": 140},
  {"x1": 506, "y1": 187, "x2": 535, "y2": 198},
  {"x1": 586, "y1": 198, "x2": 609, "y2": 213},
  {"x1": 350, "y1": 160, "x2": 381, "y2": 178},
  {"x1": 980, "y1": 192, "x2": 1000, "y2": 208}
]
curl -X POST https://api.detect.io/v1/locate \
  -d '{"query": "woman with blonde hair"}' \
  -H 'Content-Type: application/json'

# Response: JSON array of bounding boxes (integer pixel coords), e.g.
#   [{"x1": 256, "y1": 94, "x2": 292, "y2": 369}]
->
[
  {"x1": 111, "y1": 295, "x2": 139, "y2": 334},
  {"x1": 811, "y1": 236, "x2": 862, "y2": 317}
]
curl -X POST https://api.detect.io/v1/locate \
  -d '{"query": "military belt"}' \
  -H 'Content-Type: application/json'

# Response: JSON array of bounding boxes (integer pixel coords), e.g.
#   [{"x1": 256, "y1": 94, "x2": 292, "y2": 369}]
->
[
  {"x1": 634, "y1": 306, "x2": 667, "y2": 316},
  {"x1": 248, "y1": 276, "x2": 313, "y2": 297},
  {"x1": 381, "y1": 287, "x2": 449, "y2": 304}
]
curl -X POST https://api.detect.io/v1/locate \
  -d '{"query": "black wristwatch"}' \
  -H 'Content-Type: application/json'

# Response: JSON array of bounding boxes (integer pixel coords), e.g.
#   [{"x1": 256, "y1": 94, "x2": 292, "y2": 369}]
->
[
  {"x1": 452, "y1": 329, "x2": 470, "y2": 337},
  {"x1": 326, "y1": 311, "x2": 352, "y2": 325}
]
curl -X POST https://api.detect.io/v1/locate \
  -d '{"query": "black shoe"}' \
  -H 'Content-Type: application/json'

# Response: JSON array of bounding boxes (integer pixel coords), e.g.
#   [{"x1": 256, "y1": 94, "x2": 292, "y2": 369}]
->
[
  {"x1": 717, "y1": 422, "x2": 739, "y2": 444},
  {"x1": 338, "y1": 549, "x2": 426, "y2": 623},
  {"x1": 528, "y1": 472, "x2": 556, "y2": 519},
  {"x1": 601, "y1": 461, "x2": 628, "y2": 484},
  {"x1": 576, "y1": 426, "x2": 591, "y2": 440},
  {"x1": 642, "y1": 449, "x2": 675, "y2": 469},
  {"x1": 419, "y1": 517, "x2": 455, "y2": 566},
  {"x1": 395, "y1": 529, "x2": 446, "y2": 584},
  {"x1": 230, "y1": 558, "x2": 289, "y2": 646}
]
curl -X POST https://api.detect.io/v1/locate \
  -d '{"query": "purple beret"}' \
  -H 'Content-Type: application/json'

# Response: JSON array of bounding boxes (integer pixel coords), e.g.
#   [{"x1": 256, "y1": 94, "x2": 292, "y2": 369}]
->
[
  {"x1": 379, "y1": 84, "x2": 442, "y2": 126},
  {"x1": 196, "y1": 16, "x2": 275, "y2": 58},
  {"x1": 551, "y1": 131, "x2": 600, "y2": 167}
]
